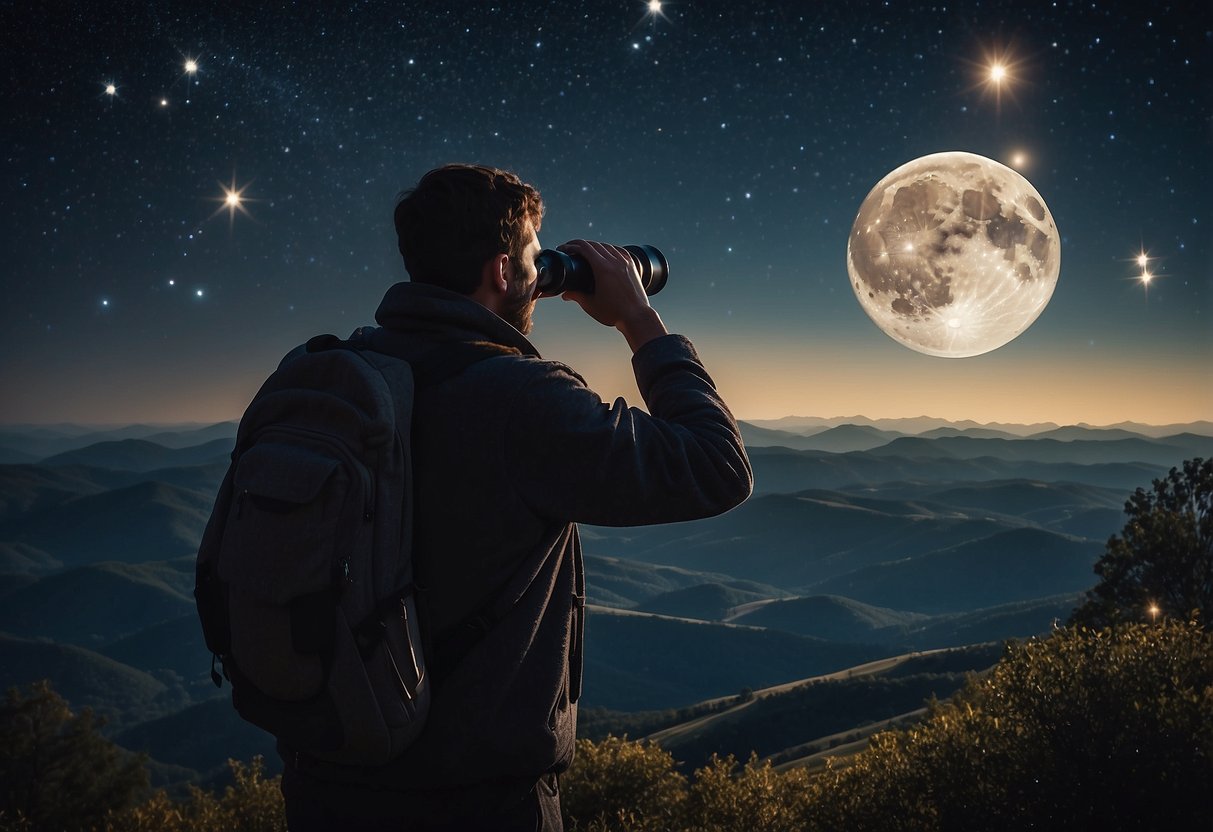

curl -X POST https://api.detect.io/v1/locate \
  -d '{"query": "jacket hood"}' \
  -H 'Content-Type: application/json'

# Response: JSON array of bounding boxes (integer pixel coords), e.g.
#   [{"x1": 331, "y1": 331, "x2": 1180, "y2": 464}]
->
[{"x1": 375, "y1": 281, "x2": 541, "y2": 358}]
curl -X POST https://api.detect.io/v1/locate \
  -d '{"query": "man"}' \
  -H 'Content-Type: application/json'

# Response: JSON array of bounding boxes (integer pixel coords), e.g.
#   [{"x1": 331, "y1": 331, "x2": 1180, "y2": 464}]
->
[{"x1": 279, "y1": 164, "x2": 752, "y2": 831}]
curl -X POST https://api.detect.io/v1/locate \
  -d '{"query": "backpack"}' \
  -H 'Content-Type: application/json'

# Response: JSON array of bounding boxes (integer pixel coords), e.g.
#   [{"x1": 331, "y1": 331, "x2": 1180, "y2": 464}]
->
[{"x1": 194, "y1": 328, "x2": 500, "y2": 766}]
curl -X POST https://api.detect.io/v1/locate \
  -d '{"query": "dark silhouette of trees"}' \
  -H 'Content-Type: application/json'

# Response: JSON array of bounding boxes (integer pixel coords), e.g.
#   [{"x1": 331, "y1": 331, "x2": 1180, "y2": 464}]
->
[
  {"x1": 1073, "y1": 457, "x2": 1213, "y2": 629},
  {"x1": 0, "y1": 680, "x2": 146, "y2": 832}
]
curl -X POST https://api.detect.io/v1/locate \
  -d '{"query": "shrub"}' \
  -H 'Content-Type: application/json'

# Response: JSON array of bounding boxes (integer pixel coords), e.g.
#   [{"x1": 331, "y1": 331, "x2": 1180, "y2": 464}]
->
[
  {"x1": 561, "y1": 736, "x2": 686, "y2": 831},
  {"x1": 805, "y1": 620, "x2": 1213, "y2": 830}
]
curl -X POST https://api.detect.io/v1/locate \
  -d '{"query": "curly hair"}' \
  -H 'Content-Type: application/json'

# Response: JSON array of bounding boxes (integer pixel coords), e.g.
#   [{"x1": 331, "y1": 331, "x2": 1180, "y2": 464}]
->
[{"x1": 393, "y1": 164, "x2": 544, "y2": 294}]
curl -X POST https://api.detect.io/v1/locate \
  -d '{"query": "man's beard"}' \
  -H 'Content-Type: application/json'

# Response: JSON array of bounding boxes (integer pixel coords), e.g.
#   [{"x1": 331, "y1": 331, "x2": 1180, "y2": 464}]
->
[{"x1": 500, "y1": 266, "x2": 535, "y2": 335}]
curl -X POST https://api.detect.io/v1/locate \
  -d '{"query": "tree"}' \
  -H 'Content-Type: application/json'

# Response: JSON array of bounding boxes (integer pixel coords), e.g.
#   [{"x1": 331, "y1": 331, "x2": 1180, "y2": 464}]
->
[
  {"x1": 0, "y1": 680, "x2": 147, "y2": 832},
  {"x1": 1072, "y1": 457, "x2": 1213, "y2": 629}
]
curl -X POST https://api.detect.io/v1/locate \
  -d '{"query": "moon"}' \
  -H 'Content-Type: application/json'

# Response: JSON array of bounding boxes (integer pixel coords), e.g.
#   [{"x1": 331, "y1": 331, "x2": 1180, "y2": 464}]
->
[{"x1": 846, "y1": 151, "x2": 1060, "y2": 358}]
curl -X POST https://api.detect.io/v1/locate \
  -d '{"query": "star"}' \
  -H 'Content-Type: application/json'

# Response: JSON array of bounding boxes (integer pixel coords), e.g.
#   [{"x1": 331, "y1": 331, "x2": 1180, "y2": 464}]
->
[
  {"x1": 638, "y1": 0, "x2": 669, "y2": 27},
  {"x1": 184, "y1": 58, "x2": 199, "y2": 74},
  {"x1": 966, "y1": 43, "x2": 1025, "y2": 115},
  {"x1": 211, "y1": 176, "x2": 255, "y2": 226},
  {"x1": 104, "y1": 83, "x2": 117, "y2": 96}
]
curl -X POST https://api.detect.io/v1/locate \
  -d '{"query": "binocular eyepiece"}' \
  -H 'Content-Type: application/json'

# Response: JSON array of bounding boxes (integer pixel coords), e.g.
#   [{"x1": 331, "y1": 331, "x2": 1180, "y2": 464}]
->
[{"x1": 534, "y1": 245, "x2": 669, "y2": 297}]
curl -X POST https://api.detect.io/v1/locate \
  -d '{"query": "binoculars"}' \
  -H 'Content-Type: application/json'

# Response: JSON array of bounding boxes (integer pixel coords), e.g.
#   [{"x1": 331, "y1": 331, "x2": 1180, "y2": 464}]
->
[{"x1": 534, "y1": 245, "x2": 668, "y2": 296}]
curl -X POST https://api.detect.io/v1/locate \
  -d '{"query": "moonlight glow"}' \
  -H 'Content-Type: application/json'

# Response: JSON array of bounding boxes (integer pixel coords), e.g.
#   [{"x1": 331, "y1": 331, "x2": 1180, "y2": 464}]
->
[{"x1": 846, "y1": 151, "x2": 1061, "y2": 358}]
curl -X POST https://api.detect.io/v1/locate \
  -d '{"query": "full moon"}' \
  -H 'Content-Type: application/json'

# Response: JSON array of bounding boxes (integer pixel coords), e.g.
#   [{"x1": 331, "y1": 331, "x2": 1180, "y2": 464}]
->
[{"x1": 846, "y1": 151, "x2": 1060, "y2": 358}]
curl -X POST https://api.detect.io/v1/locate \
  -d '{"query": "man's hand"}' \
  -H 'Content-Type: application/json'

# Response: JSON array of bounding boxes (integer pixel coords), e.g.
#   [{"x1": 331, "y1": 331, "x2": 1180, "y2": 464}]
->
[{"x1": 558, "y1": 239, "x2": 668, "y2": 352}]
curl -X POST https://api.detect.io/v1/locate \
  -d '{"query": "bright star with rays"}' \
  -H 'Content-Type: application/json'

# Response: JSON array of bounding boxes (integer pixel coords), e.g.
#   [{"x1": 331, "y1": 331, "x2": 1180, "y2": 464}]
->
[
  {"x1": 104, "y1": 83, "x2": 117, "y2": 96},
  {"x1": 1123, "y1": 247, "x2": 1164, "y2": 298},
  {"x1": 638, "y1": 0, "x2": 670, "y2": 26},
  {"x1": 185, "y1": 58, "x2": 199, "y2": 74},
  {"x1": 211, "y1": 176, "x2": 256, "y2": 226},
  {"x1": 965, "y1": 43, "x2": 1024, "y2": 116}
]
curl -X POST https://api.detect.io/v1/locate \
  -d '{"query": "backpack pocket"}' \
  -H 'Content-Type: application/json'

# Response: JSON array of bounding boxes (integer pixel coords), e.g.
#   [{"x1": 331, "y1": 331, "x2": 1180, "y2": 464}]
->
[{"x1": 217, "y1": 438, "x2": 366, "y2": 701}]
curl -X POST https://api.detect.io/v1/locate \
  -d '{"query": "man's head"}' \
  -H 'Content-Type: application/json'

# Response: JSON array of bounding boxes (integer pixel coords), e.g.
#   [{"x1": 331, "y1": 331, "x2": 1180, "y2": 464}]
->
[{"x1": 394, "y1": 164, "x2": 544, "y2": 308}]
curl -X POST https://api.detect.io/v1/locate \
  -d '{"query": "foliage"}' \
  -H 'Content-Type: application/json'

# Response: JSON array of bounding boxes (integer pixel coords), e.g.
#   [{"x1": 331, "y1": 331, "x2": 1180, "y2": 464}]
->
[
  {"x1": 1073, "y1": 457, "x2": 1213, "y2": 629},
  {"x1": 561, "y1": 736, "x2": 687, "y2": 831},
  {"x1": 0, "y1": 680, "x2": 147, "y2": 832},
  {"x1": 806, "y1": 620, "x2": 1213, "y2": 830},
  {"x1": 681, "y1": 755, "x2": 812, "y2": 832},
  {"x1": 104, "y1": 757, "x2": 285, "y2": 832}
]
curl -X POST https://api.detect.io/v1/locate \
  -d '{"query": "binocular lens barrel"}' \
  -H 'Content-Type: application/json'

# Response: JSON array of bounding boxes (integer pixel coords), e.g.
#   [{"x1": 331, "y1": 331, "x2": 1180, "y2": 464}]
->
[{"x1": 534, "y1": 245, "x2": 668, "y2": 296}]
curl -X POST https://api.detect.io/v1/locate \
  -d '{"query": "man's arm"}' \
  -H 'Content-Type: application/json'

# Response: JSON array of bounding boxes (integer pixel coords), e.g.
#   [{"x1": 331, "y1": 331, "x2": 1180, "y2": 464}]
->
[{"x1": 504, "y1": 335, "x2": 753, "y2": 528}]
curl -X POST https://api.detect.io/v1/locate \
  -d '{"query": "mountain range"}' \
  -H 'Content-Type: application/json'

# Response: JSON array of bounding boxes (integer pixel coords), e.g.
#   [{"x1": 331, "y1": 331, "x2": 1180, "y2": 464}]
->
[{"x1": 0, "y1": 416, "x2": 1207, "y2": 785}]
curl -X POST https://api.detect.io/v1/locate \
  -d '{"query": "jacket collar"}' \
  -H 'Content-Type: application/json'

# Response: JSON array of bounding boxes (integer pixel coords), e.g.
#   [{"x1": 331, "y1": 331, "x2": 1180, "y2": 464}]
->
[{"x1": 375, "y1": 281, "x2": 541, "y2": 358}]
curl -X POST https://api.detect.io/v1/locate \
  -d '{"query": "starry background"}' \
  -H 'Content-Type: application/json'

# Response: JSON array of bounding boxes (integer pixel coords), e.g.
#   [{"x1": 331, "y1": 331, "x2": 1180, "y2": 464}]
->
[{"x1": 4, "y1": 0, "x2": 1211, "y2": 426}]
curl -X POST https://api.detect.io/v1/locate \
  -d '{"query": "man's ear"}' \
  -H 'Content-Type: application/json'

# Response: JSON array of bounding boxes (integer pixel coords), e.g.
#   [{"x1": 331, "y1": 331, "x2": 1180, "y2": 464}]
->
[{"x1": 480, "y1": 253, "x2": 510, "y2": 296}]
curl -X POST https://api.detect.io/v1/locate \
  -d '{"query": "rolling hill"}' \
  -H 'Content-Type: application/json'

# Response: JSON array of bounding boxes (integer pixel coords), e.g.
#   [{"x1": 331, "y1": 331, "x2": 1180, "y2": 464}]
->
[
  {"x1": 583, "y1": 553, "x2": 787, "y2": 608},
  {"x1": 40, "y1": 438, "x2": 233, "y2": 471},
  {"x1": 0, "y1": 464, "x2": 125, "y2": 521},
  {"x1": 747, "y1": 446, "x2": 1167, "y2": 495},
  {"x1": 115, "y1": 697, "x2": 278, "y2": 787},
  {"x1": 0, "y1": 480, "x2": 213, "y2": 569},
  {"x1": 739, "y1": 423, "x2": 904, "y2": 453},
  {"x1": 809, "y1": 527, "x2": 1102, "y2": 613},
  {"x1": 865, "y1": 434, "x2": 1212, "y2": 467},
  {"x1": 0, "y1": 633, "x2": 185, "y2": 727},
  {"x1": 634, "y1": 583, "x2": 777, "y2": 620},
  {"x1": 0, "y1": 422, "x2": 235, "y2": 461},
  {"x1": 727, "y1": 595, "x2": 929, "y2": 641},
  {"x1": 0, "y1": 559, "x2": 195, "y2": 647},
  {"x1": 100, "y1": 613, "x2": 212, "y2": 683},
  {"x1": 581, "y1": 644, "x2": 1004, "y2": 768},
  {"x1": 582, "y1": 606, "x2": 889, "y2": 710},
  {"x1": 584, "y1": 490, "x2": 1026, "y2": 591},
  {"x1": 894, "y1": 593, "x2": 1084, "y2": 649}
]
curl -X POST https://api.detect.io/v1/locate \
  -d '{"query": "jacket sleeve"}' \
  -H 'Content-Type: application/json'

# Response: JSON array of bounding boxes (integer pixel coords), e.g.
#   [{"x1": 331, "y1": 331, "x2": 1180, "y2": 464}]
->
[{"x1": 504, "y1": 334, "x2": 753, "y2": 526}]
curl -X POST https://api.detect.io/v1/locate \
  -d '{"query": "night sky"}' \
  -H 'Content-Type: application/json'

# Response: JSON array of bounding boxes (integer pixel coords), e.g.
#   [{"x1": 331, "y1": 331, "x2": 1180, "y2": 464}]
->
[{"x1": 5, "y1": 1, "x2": 1210, "y2": 427}]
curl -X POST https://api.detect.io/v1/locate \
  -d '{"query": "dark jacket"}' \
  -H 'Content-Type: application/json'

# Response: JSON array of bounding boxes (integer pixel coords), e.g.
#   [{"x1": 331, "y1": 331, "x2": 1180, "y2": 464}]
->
[{"x1": 293, "y1": 281, "x2": 752, "y2": 795}]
